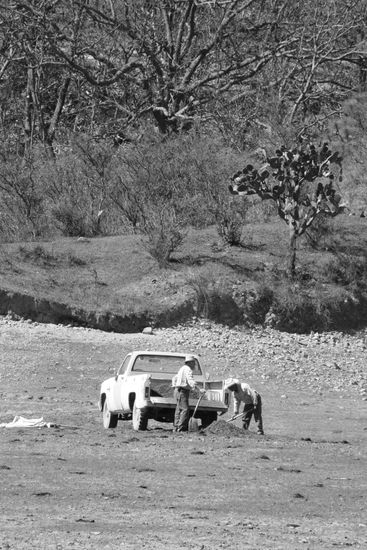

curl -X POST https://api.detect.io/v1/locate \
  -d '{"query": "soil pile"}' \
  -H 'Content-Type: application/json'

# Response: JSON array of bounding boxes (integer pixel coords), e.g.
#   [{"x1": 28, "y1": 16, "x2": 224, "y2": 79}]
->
[
  {"x1": 150, "y1": 381, "x2": 174, "y2": 397},
  {"x1": 204, "y1": 420, "x2": 245, "y2": 436}
]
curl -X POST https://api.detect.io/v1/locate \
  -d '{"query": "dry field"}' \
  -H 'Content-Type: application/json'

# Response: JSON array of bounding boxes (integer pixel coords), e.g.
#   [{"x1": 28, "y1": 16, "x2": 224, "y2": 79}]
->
[{"x1": 0, "y1": 317, "x2": 366, "y2": 550}]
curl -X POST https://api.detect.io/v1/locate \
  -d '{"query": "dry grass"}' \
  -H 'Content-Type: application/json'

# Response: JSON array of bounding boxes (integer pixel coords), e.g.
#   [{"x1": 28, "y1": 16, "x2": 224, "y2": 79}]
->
[{"x1": 0, "y1": 215, "x2": 367, "y2": 326}]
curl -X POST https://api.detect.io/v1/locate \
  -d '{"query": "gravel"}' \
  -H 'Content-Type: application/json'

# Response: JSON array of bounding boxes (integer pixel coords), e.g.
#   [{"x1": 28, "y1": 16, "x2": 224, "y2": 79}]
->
[
  {"x1": 152, "y1": 320, "x2": 367, "y2": 400},
  {"x1": 1, "y1": 314, "x2": 366, "y2": 400}
]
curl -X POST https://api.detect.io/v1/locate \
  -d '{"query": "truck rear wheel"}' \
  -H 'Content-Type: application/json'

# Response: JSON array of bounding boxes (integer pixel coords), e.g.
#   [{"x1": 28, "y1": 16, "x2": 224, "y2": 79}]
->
[
  {"x1": 103, "y1": 400, "x2": 118, "y2": 429},
  {"x1": 132, "y1": 402, "x2": 149, "y2": 431}
]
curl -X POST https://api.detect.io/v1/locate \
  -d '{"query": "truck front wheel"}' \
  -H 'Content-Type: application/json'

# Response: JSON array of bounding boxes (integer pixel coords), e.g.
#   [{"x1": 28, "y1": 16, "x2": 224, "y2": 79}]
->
[
  {"x1": 103, "y1": 400, "x2": 118, "y2": 429},
  {"x1": 132, "y1": 402, "x2": 149, "y2": 431}
]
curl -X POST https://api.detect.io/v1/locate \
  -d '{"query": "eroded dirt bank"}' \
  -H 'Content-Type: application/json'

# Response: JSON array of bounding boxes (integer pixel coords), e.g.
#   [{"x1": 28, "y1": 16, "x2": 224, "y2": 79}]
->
[
  {"x1": 0, "y1": 318, "x2": 366, "y2": 549},
  {"x1": 0, "y1": 288, "x2": 195, "y2": 332}
]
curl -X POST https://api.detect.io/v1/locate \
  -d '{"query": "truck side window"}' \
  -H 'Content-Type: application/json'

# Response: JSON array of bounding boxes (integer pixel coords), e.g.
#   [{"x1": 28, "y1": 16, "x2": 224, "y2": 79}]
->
[
  {"x1": 191, "y1": 360, "x2": 202, "y2": 375},
  {"x1": 118, "y1": 355, "x2": 131, "y2": 376}
]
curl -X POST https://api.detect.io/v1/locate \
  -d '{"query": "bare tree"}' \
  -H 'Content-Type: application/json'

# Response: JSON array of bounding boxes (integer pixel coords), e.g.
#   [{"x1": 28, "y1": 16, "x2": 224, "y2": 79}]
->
[
  {"x1": 267, "y1": 0, "x2": 367, "y2": 132},
  {"x1": 0, "y1": 1, "x2": 72, "y2": 157},
  {"x1": 211, "y1": 0, "x2": 367, "y2": 146},
  {"x1": 1, "y1": 0, "x2": 366, "y2": 149},
  {"x1": 1, "y1": 0, "x2": 298, "y2": 136}
]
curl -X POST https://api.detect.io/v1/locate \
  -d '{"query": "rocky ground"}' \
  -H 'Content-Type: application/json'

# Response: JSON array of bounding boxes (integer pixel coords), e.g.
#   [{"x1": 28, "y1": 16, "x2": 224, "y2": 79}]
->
[
  {"x1": 0, "y1": 316, "x2": 366, "y2": 549},
  {"x1": 154, "y1": 320, "x2": 367, "y2": 398}
]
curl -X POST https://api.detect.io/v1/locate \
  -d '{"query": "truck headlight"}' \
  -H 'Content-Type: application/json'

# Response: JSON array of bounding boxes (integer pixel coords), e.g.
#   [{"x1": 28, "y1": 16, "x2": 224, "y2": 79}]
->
[{"x1": 144, "y1": 386, "x2": 150, "y2": 399}]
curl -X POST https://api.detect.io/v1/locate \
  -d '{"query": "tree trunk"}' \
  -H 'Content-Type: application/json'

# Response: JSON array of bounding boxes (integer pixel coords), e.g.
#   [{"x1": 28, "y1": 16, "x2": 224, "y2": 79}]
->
[
  {"x1": 23, "y1": 68, "x2": 35, "y2": 156},
  {"x1": 23, "y1": 68, "x2": 71, "y2": 159},
  {"x1": 288, "y1": 222, "x2": 297, "y2": 278},
  {"x1": 44, "y1": 75, "x2": 71, "y2": 159}
]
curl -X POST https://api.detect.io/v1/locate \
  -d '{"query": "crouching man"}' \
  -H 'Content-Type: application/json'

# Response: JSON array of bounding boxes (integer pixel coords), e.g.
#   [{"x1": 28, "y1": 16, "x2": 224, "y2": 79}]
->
[{"x1": 224, "y1": 378, "x2": 264, "y2": 435}]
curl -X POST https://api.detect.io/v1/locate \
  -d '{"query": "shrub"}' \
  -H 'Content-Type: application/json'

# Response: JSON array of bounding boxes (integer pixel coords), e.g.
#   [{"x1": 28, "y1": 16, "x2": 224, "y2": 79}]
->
[
  {"x1": 232, "y1": 283, "x2": 274, "y2": 325},
  {"x1": 52, "y1": 204, "x2": 88, "y2": 237},
  {"x1": 0, "y1": 129, "x2": 243, "y2": 243},
  {"x1": 143, "y1": 210, "x2": 187, "y2": 268},
  {"x1": 186, "y1": 271, "x2": 211, "y2": 318},
  {"x1": 0, "y1": 153, "x2": 49, "y2": 239},
  {"x1": 324, "y1": 251, "x2": 367, "y2": 290},
  {"x1": 264, "y1": 283, "x2": 332, "y2": 332},
  {"x1": 185, "y1": 267, "x2": 243, "y2": 325},
  {"x1": 216, "y1": 212, "x2": 243, "y2": 246},
  {"x1": 44, "y1": 138, "x2": 117, "y2": 237},
  {"x1": 304, "y1": 214, "x2": 334, "y2": 250},
  {"x1": 214, "y1": 197, "x2": 252, "y2": 246},
  {"x1": 17, "y1": 245, "x2": 87, "y2": 268},
  {"x1": 51, "y1": 202, "x2": 104, "y2": 237},
  {"x1": 18, "y1": 245, "x2": 59, "y2": 265},
  {"x1": 261, "y1": 278, "x2": 367, "y2": 332},
  {"x1": 111, "y1": 129, "x2": 240, "y2": 228}
]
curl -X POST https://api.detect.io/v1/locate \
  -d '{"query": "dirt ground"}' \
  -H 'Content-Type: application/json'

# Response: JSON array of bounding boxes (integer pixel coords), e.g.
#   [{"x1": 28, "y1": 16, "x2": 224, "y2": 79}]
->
[{"x1": 0, "y1": 318, "x2": 366, "y2": 550}]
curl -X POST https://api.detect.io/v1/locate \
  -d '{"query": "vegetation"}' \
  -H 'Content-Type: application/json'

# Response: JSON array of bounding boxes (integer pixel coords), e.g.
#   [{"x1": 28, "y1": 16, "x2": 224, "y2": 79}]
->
[
  {"x1": 1, "y1": 218, "x2": 367, "y2": 333},
  {"x1": 1, "y1": 0, "x2": 367, "y2": 331},
  {"x1": 229, "y1": 142, "x2": 345, "y2": 276},
  {"x1": 1, "y1": 0, "x2": 367, "y2": 151}
]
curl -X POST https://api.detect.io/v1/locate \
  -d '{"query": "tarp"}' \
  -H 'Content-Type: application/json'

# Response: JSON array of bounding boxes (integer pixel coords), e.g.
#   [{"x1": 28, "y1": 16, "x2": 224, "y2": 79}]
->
[{"x1": 0, "y1": 416, "x2": 55, "y2": 428}]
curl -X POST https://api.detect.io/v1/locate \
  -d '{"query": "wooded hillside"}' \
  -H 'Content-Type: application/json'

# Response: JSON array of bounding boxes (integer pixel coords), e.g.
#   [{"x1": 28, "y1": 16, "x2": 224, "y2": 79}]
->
[
  {"x1": 1, "y1": 1, "x2": 367, "y2": 149},
  {"x1": 1, "y1": 1, "x2": 367, "y2": 331}
]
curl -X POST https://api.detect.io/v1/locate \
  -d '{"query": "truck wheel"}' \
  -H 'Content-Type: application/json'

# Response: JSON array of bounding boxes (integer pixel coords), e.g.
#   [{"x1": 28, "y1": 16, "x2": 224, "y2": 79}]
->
[
  {"x1": 201, "y1": 412, "x2": 217, "y2": 429},
  {"x1": 132, "y1": 402, "x2": 148, "y2": 431},
  {"x1": 103, "y1": 400, "x2": 118, "y2": 429}
]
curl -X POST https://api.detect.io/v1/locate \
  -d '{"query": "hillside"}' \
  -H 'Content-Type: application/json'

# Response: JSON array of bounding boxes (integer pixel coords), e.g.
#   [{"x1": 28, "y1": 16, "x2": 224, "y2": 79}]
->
[{"x1": 1, "y1": 215, "x2": 367, "y2": 333}]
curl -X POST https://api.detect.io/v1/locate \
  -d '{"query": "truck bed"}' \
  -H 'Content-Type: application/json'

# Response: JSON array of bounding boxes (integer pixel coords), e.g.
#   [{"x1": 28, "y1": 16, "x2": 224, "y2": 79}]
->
[{"x1": 149, "y1": 378, "x2": 228, "y2": 412}]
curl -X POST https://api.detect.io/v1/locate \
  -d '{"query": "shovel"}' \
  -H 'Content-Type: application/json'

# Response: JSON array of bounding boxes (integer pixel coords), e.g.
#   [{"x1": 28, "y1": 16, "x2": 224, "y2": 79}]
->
[
  {"x1": 188, "y1": 392, "x2": 205, "y2": 432},
  {"x1": 226, "y1": 407, "x2": 254, "y2": 423},
  {"x1": 226, "y1": 412, "x2": 244, "y2": 423}
]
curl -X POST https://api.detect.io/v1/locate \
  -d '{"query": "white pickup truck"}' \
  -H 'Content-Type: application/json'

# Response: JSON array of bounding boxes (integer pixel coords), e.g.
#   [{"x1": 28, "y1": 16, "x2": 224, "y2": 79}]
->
[{"x1": 98, "y1": 350, "x2": 230, "y2": 431}]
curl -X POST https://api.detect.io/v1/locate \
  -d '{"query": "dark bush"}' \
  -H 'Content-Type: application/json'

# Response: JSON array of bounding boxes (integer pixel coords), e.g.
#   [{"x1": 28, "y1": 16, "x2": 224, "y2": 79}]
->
[
  {"x1": 18, "y1": 245, "x2": 59, "y2": 266},
  {"x1": 324, "y1": 251, "x2": 367, "y2": 290},
  {"x1": 264, "y1": 281, "x2": 367, "y2": 332},
  {"x1": 186, "y1": 272, "x2": 243, "y2": 325},
  {"x1": 144, "y1": 223, "x2": 186, "y2": 268},
  {"x1": 52, "y1": 202, "x2": 104, "y2": 238},
  {"x1": 232, "y1": 283, "x2": 274, "y2": 325}
]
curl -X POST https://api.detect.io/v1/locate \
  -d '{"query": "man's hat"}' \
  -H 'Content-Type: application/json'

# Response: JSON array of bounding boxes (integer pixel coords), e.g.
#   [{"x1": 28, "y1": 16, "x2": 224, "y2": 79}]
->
[
  {"x1": 224, "y1": 377, "x2": 239, "y2": 390},
  {"x1": 184, "y1": 354, "x2": 196, "y2": 364}
]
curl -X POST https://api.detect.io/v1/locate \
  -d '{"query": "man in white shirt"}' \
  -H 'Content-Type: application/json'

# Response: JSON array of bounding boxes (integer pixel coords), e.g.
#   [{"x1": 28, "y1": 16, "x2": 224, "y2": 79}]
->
[
  {"x1": 172, "y1": 355, "x2": 205, "y2": 432},
  {"x1": 224, "y1": 378, "x2": 264, "y2": 435}
]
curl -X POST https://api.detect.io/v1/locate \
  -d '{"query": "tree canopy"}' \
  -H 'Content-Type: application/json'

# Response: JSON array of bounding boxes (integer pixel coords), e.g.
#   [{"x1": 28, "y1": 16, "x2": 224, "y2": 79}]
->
[{"x1": 1, "y1": 0, "x2": 366, "y2": 154}]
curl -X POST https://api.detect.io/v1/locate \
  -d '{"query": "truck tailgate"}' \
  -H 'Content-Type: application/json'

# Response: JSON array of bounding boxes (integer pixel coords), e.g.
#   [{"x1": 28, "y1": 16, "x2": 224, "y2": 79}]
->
[
  {"x1": 149, "y1": 396, "x2": 227, "y2": 411},
  {"x1": 149, "y1": 378, "x2": 228, "y2": 412}
]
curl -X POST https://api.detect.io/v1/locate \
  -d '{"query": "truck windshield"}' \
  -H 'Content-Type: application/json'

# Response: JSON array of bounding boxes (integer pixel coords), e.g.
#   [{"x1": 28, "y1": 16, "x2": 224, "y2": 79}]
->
[{"x1": 131, "y1": 355, "x2": 202, "y2": 375}]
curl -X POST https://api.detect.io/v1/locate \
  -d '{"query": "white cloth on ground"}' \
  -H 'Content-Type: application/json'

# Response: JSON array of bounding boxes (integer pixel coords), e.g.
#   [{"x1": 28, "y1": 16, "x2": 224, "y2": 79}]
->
[{"x1": 0, "y1": 416, "x2": 55, "y2": 428}]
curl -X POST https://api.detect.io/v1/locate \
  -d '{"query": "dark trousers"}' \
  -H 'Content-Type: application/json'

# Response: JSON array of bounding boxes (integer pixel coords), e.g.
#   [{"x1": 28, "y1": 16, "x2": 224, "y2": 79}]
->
[
  {"x1": 174, "y1": 388, "x2": 190, "y2": 431},
  {"x1": 243, "y1": 393, "x2": 264, "y2": 434}
]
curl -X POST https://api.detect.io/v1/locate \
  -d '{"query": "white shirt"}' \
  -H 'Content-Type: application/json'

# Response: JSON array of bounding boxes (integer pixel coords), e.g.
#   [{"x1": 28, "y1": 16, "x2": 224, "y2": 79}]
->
[
  {"x1": 172, "y1": 364, "x2": 196, "y2": 390},
  {"x1": 232, "y1": 383, "x2": 258, "y2": 413}
]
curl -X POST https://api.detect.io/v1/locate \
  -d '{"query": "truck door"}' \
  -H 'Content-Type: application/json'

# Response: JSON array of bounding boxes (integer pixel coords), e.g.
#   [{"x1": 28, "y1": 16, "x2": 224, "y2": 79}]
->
[{"x1": 111, "y1": 354, "x2": 131, "y2": 410}]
